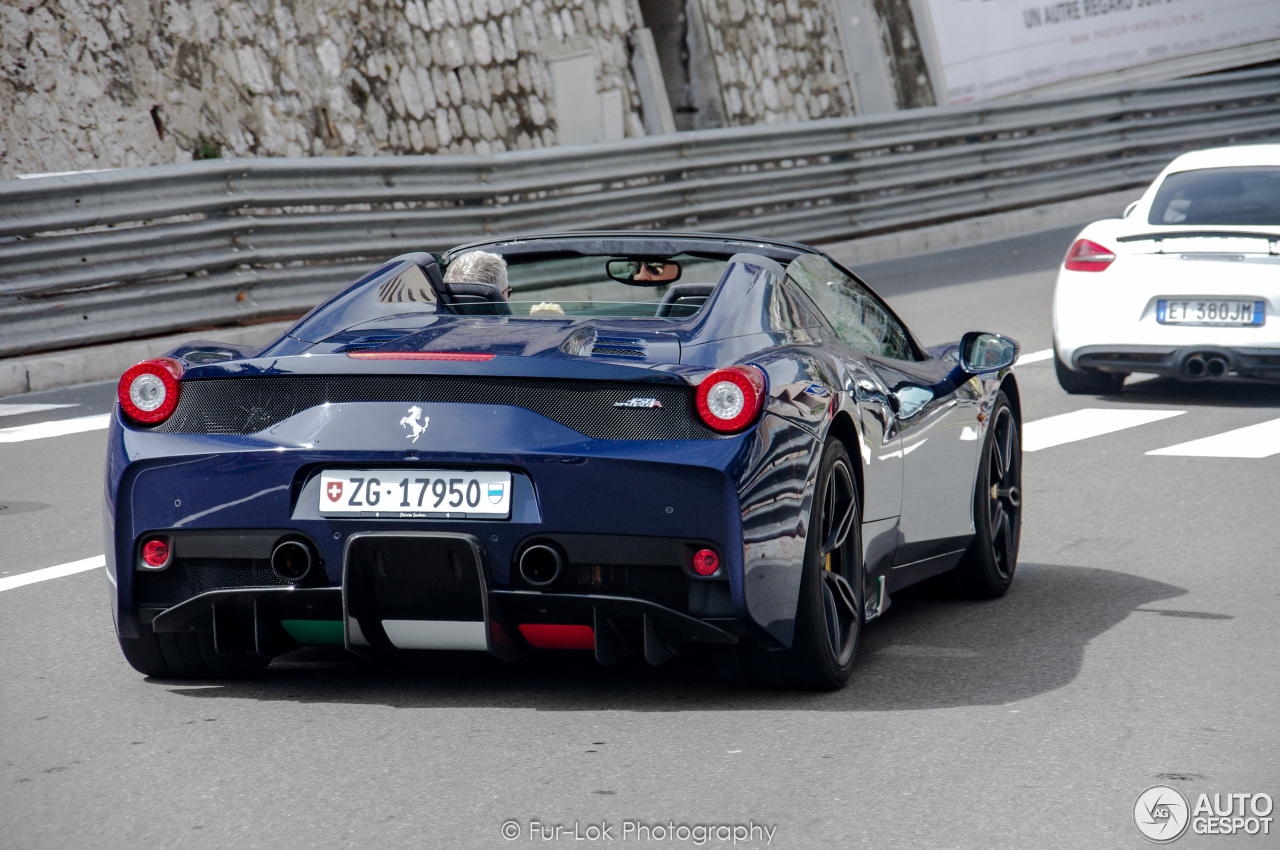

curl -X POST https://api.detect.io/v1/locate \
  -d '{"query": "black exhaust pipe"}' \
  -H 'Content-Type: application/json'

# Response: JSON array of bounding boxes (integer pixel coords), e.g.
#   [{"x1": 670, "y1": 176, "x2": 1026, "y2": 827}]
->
[
  {"x1": 518, "y1": 543, "x2": 566, "y2": 587},
  {"x1": 1183, "y1": 355, "x2": 1207, "y2": 380},
  {"x1": 1206, "y1": 357, "x2": 1228, "y2": 378},
  {"x1": 271, "y1": 539, "x2": 314, "y2": 582}
]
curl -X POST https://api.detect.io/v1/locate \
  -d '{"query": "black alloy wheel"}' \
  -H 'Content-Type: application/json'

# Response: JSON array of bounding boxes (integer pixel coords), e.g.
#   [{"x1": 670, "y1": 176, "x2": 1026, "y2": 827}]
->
[
  {"x1": 815, "y1": 451, "x2": 861, "y2": 668},
  {"x1": 737, "y1": 439, "x2": 862, "y2": 690},
  {"x1": 949, "y1": 391, "x2": 1022, "y2": 597},
  {"x1": 985, "y1": 402, "x2": 1021, "y2": 583}
]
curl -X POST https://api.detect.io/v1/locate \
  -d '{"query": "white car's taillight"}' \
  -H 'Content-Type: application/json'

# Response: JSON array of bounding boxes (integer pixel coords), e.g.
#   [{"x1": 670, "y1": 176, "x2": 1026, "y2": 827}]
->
[
  {"x1": 118, "y1": 358, "x2": 182, "y2": 425},
  {"x1": 1064, "y1": 238, "x2": 1117, "y2": 272},
  {"x1": 695, "y1": 365, "x2": 765, "y2": 433}
]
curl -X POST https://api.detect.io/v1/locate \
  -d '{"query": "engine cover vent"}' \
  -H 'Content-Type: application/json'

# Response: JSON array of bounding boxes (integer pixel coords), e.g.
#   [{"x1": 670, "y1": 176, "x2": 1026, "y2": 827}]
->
[{"x1": 590, "y1": 338, "x2": 646, "y2": 358}]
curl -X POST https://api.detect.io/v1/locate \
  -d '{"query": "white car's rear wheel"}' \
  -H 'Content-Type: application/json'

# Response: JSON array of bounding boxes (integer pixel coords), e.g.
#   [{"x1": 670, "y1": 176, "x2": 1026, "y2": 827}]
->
[{"x1": 1054, "y1": 351, "x2": 1125, "y2": 395}]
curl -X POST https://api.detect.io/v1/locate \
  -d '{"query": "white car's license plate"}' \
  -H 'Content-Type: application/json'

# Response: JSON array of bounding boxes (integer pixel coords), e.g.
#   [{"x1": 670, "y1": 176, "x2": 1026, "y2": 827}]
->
[
  {"x1": 319, "y1": 469, "x2": 511, "y2": 518},
  {"x1": 1157, "y1": 299, "x2": 1265, "y2": 326}
]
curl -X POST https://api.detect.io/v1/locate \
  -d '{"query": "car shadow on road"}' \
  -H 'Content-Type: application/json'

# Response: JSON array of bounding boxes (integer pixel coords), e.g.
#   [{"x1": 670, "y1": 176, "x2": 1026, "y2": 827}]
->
[
  {"x1": 1107, "y1": 377, "x2": 1280, "y2": 409},
  {"x1": 164, "y1": 563, "x2": 1187, "y2": 712}
]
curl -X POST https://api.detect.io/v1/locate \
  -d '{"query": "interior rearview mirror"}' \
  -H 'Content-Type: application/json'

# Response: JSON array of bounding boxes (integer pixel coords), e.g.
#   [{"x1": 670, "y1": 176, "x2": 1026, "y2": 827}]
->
[
  {"x1": 606, "y1": 258, "x2": 682, "y2": 285},
  {"x1": 960, "y1": 331, "x2": 1019, "y2": 373}
]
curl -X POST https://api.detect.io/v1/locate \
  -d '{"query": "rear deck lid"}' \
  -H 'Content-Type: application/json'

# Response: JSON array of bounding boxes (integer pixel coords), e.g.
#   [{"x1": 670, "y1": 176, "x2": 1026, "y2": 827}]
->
[{"x1": 356, "y1": 319, "x2": 683, "y2": 365}]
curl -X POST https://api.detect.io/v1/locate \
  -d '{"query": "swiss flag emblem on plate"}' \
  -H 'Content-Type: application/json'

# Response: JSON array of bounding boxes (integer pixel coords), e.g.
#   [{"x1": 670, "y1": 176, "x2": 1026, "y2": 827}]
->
[{"x1": 326, "y1": 481, "x2": 343, "y2": 502}]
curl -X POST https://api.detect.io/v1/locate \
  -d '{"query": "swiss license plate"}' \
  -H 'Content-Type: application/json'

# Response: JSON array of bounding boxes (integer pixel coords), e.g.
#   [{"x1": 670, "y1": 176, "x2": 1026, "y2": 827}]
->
[
  {"x1": 1156, "y1": 299, "x2": 1265, "y2": 326},
  {"x1": 319, "y1": 469, "x2": 511, "y2": 518}
]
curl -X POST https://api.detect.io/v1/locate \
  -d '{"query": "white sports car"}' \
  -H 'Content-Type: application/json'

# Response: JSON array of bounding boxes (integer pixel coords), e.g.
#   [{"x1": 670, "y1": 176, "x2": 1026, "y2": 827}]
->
[{"x1": 1053, "y1": 145, "x2": 1280, "y2": 394}]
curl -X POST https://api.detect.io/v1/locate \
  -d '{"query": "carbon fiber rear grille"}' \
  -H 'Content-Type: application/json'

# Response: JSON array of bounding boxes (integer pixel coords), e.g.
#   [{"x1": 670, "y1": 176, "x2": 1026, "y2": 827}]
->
[
  {"x1": 154, "y1": 376, "x2": 721, "y2": 440},
  {"x1": 134, "y1": 557, "x2": 289, "y2": 606}
]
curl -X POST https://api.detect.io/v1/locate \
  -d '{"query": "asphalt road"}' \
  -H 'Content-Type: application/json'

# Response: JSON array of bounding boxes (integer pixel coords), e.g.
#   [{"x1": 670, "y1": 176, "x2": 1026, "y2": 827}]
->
[{"x1": 2, "y1": 223, "x2": 1277, "y2": 849}]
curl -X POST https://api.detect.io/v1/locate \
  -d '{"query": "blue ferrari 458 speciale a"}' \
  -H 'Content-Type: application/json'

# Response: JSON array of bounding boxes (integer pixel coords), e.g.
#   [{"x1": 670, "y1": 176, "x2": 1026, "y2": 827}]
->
[{"x1": 106, "y1": 232, "x2": 1023, "y2": 689}]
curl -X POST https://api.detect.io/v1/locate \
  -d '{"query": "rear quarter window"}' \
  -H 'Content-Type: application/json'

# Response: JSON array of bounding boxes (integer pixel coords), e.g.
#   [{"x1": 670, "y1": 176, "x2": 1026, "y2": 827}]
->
[
  {"x1": 1149, "y1": 166, "x2": 1280, "y2": 226},
  {"x1": 785, "y1": 254, "x2": 919, "y2": 361}
]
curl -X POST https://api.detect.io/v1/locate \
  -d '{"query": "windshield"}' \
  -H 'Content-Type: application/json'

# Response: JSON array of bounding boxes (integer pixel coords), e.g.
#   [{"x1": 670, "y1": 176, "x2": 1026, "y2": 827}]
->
[
  {"x1": 1148, "y1": 166, "x2": 1280, "y2": 226},
  {"x1": 443, "y1": 252, "x2": 729, "y2": 319}
]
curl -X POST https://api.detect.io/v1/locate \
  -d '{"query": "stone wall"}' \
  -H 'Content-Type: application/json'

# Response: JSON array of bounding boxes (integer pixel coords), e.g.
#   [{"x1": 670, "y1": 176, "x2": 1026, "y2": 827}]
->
[
  {"x1": 0, "y1": 0, "x2": 648, "y2": 178},
  {"x1": 0, "y1": 0, "x2": 860, "y2": 180},
  {"x1": 698, "y1": 0, "x2": 853, "y2": 124}
]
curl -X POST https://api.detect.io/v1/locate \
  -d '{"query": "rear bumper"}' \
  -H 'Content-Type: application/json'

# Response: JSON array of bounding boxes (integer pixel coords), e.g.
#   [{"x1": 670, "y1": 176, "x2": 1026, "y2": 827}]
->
[
  {"x1": 108, "y1": 405, "x2": 819, "y2": 653},
  {"x1": 1052, "y1": 262, "x2": 1280, "y2": 368},
  {"x1": 1072, "y1": 344, "x2": 1280, "y2": 379}
]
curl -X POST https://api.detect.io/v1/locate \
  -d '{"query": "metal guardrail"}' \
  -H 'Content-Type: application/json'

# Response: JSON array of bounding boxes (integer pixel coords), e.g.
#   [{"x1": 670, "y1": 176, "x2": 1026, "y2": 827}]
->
[{"x1": 2, "y1": 67, "x2": 1279, "y2": 357}]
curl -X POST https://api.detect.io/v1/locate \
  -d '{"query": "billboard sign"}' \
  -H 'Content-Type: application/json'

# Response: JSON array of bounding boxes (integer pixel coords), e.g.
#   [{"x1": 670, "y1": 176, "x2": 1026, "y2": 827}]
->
[{"x1": 924, "y1": 0, "x2": 1280, "y2": 105}]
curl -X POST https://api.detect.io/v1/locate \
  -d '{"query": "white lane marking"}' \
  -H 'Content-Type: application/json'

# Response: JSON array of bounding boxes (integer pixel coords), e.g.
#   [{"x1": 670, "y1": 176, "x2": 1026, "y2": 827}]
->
[
  {"x1": 1023, "y1": 408, "x2": 1185, "y2": 452},
  {"x1": 1148, "y1": 416, "x2": 1280, "y2": 458},
  {"x1": 0, "y1": 403, "x2": 78, "y2": 418},
  {"x1": 0, "y1": 414, "x2": 110, "y2": 443},
  {"x1": 0, "y1": 555, "x2": 105, "y2": 593},
  {"x1": 1015, "y1": 348, "x2": 1053, "y2": 366}
]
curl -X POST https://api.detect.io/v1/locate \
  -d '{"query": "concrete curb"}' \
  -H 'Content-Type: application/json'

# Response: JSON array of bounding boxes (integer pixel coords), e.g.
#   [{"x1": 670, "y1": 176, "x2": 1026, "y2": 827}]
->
[
  {"x1": 0, "y1": 189, "x2": 1141, "y2": 398},
  {"x1": 821, "y1": 189, "x2": 1138, "y2": 267}
]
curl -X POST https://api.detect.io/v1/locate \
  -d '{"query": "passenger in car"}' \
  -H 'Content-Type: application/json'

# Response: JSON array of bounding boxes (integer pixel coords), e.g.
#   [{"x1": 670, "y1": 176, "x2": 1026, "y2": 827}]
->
[{"x1": 443, "y1": 250, "x2": 511, "y2": 299}]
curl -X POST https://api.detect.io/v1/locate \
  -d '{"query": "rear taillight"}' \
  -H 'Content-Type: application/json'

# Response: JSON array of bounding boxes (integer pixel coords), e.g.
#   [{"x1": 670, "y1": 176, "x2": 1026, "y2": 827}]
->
[
  {"x1": 1064, "y1": 238, "x2": 1116, "y2": 272},
  {"x1": 118, "y1": 358, "x2": 182, "y2": 425},
  {"x1": 696, "y1": 365, "x2": 765, "y2": 433}
]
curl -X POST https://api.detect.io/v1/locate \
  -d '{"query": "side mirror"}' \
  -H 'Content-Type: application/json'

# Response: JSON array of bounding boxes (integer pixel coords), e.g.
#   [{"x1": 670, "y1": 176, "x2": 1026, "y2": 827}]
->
[
  {"x1": 959, "y1": 331, "x2": 1019, "y2": 374},
  {"x1": 1123, "y1": 201, "x2": 1139, "y2": 218}
]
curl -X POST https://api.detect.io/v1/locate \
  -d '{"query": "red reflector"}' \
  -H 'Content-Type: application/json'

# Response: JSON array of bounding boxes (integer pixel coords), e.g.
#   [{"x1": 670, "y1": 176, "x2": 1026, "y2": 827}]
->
[
  {"x1": 142, "y1": 539, "x2": 170, "y2": 567},
  {"x1": 1063, "y1": 238, "x2": 1116, "y2": 272},
  {"x1": 345, "y1": 352, "x2": 496, "y2": 361},
  {"x1": 692, "y1": 548, "x2": 720, "y2": 576},
  {"x1": 518, "y1": 624, "x2": 595, "y2": 650}
]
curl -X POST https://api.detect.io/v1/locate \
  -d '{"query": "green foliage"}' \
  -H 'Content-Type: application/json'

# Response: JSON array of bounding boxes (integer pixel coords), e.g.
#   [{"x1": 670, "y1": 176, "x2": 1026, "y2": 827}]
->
[{"x1": 193, "y1": 134, "x2": 222, "y2": 160}]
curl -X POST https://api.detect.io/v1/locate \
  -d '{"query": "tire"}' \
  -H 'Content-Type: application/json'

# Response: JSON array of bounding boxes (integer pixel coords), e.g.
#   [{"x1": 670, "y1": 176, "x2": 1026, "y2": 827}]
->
[
  {"x1": 1055, "y1": 351, "x2": 1125, "y2": 395},
  {"x1": 947, "y1": 392, "x2": 1022, "y2": 598},
  {"x1": 736, "y1": 439, "x2": 863, "y2": 690},
  {"x1": 118, "y1": 623, "x2": 269, "y2": 679}
]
